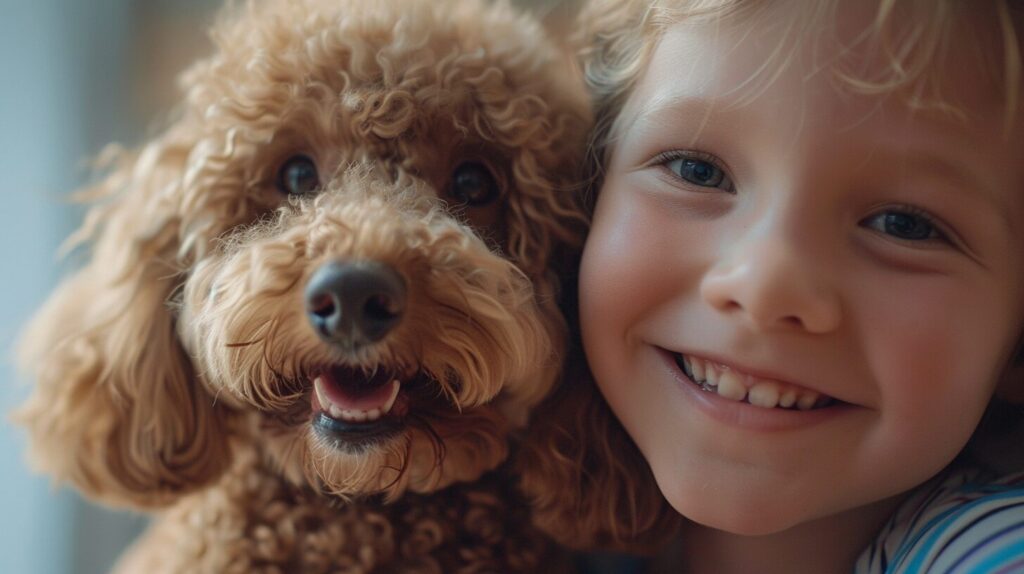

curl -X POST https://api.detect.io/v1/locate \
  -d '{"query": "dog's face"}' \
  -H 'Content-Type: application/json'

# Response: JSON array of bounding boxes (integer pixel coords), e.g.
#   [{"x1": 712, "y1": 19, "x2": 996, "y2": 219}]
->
[{"x1": 16, "y1": 0, "x2": 588, "y2": 507}]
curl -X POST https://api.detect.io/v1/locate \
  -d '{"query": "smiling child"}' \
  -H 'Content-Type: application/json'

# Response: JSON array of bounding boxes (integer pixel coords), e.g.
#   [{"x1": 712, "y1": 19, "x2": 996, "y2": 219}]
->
[{"x1": 572, "y1": 0, "x2": 1024, "y2": 572}]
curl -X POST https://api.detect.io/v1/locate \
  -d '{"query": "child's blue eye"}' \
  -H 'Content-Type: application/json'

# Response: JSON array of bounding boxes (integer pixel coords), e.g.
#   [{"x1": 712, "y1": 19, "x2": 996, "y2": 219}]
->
[
  {"x1": 862, "y1": 209, "x2": 945, "y2": 242},
  {"x1": 664, "y1": 156, "x2": 733, "y2": 190}
]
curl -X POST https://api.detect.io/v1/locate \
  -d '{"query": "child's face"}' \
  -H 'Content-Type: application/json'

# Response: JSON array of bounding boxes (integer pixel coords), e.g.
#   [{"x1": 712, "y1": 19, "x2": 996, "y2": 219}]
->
[{"x1": 580, "y1": 4, "x2": 1024, "y2": 535}]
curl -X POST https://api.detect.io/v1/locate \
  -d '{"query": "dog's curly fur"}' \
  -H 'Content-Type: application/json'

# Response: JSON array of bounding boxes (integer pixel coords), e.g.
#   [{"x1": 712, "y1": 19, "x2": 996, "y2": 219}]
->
[
  {"x1": 14, "y1": 0, "x2": 590, "y2": 570},
  {"x1": 113, "y1": 449, "x2": 572, "y2": 573}
]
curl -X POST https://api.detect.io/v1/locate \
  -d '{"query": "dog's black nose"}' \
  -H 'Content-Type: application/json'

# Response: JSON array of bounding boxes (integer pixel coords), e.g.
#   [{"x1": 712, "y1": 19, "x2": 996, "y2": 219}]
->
[{"x1": 305, "y1": 261, "x2": 407, "y2": 345}]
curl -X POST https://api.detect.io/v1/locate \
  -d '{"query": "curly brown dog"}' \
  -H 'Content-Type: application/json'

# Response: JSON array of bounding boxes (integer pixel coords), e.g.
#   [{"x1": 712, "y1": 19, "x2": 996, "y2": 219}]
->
[{"x1": 14, "y1": 0, "x2": 589, "y2": 570}]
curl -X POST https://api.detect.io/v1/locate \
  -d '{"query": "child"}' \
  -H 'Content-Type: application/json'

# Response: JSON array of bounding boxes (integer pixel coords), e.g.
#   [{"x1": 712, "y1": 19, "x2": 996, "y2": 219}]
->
[{"x1": 530, "y1": 0, "x2": 1024, "y2": 572}]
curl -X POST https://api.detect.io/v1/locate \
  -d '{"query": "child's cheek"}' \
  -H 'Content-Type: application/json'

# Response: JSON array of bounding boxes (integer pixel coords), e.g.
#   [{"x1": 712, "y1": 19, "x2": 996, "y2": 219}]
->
[{"x1": 855, "y1": 274, "x2": 1008, "y2": 461}]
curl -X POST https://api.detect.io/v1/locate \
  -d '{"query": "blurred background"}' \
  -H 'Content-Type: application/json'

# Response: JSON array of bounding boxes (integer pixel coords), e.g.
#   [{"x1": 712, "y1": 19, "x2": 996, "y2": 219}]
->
[
  {"x1": 1, "y1": 2, "x2": 225, "y2": 572},
  {"x1": 0, "y1": 0, "x2": 573, "y2": 572}
]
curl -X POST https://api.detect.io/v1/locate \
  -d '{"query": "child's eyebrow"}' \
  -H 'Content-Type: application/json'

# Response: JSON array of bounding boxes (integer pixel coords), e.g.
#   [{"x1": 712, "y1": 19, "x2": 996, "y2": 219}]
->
[
  {"x1": 898, "y1": 152, "x2": 985, "y2": 191},
  {"x1": 895, "y1": 151, "x2": 1008, "y2": 218},
  {"x1": 623, "y1": 94, "x2": 746, "y2": 144},
  {"x1": 630, "y1": 94, "x2": 715, "y2": 127}
]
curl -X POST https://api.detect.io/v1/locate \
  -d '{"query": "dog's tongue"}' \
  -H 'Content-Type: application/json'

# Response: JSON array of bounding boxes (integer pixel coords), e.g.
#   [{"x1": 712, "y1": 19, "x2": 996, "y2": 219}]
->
[{"x1": 313, "y1": 373, "x2": 400, "y2": 413}]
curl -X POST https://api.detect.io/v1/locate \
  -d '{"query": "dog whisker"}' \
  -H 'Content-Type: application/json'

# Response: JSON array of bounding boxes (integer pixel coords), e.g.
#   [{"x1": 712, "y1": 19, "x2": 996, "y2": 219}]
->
[
  {"x1": 225, "y1": 339, "x2": 263, "y2": 348},
  {"x1": 376, "y1": 432, "x2": 415, "y2": 495},
  {"x1": 410, "y1": 412, "x2": 447, "y2": 474}
]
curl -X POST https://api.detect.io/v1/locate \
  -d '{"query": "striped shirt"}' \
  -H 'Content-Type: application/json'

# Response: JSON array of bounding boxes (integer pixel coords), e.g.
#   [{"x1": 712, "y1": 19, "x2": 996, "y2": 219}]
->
[{"x1": 855, "y1": 467, "x2": 1024, "y2": 573}]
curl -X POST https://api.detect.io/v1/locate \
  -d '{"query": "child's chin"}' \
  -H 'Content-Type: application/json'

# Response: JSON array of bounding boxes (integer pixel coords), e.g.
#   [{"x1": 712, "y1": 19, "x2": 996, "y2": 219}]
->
[{"x1": 663, "y1": 482, "x2": 816, "y2": 537}]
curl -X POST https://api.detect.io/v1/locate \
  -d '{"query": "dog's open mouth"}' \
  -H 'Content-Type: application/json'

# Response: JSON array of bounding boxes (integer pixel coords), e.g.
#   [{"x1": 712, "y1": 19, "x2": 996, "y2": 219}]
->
[
  {"x1": 310, "y1": 365, "x2": 415, "y2": 442},
  {"x1": 313, "y1": 367, "x2": 407, "y2": 422}
]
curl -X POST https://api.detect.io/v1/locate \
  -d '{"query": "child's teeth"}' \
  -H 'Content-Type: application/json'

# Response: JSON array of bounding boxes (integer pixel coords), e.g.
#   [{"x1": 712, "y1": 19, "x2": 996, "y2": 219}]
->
[
  {"x1": 690, "y1": 357, "x2": 706, "y2": 384},
  {"x1": 681, "y1": 355, "x2": 834, "y2": 410},
  {"x1": 716, "y1": 369, "x2": 747, "y2": 401},
  {"x1": 797, "y1": 391, "x2": 820, "y2": 411},
  {"x1": 748, "y1": 381, "x2": 781, "y2": 409},
  {"x1": 705, "y1": 362, "x2": 721, "y2": 387},
  {"x1": 778, "y1": 388, "x2": 798, "y2": 408}
]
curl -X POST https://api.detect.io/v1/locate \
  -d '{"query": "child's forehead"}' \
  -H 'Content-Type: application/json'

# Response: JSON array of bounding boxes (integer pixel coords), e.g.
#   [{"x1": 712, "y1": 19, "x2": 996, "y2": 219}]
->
[{"x1": 622, "y1": 1, "x2": 1022, "y2": 146}]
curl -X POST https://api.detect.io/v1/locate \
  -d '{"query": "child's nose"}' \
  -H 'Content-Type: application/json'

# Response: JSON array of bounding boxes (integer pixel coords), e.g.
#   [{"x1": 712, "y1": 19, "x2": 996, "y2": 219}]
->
[{"x1": 699, "y1": 223, "x2": 842, "y2": 334}]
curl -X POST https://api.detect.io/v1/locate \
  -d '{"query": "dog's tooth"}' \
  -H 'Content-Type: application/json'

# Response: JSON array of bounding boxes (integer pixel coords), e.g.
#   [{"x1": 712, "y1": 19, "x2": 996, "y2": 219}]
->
[
  {"x1": 365, "y1": 408, "x2": 382, "y2": 421},
  {"x1": 380, "y1": 380, "x2": 401, "y2": 415},
  {"x1": 314, "y1": 377, "x2": 333, "y2": 410},
  {"x1": 350, "y1": 410, "x2": 367, "y2": 422},
  {"x1": 328, "y1": 403, "x2": 345, "y2": 420}
]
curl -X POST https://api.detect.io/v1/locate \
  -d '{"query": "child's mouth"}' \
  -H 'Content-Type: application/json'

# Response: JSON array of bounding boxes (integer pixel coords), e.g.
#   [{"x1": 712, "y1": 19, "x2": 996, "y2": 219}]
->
[{"x1": 673, "y1": 352, "x2": 835, "y2": 410}]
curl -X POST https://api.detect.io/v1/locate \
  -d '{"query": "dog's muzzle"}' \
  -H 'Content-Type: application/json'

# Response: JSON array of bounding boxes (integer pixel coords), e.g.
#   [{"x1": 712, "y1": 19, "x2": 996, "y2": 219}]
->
[{"x1": 303, "y1": 259, "x2": 414, "y2": 446}]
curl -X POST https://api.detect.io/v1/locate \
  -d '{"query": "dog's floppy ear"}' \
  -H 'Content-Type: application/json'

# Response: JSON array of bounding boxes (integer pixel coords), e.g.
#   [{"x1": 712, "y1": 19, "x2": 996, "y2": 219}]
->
[{"x1": 13, "y1": 131, "x2": 232, "y2": 509}]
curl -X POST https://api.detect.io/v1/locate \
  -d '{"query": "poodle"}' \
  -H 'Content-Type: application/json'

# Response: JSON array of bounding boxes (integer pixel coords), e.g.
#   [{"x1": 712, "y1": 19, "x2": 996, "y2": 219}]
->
[{"x1": 14, "y1": 0, "x2": 590, "y2": 570}]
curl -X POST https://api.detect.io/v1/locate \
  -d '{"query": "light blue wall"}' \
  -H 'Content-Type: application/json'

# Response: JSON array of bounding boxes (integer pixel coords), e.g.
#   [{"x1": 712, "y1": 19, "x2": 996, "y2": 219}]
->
[
  {"x1": 1, "y1": 1, "x2": 79, "y2": 572},
  {"x1": 0, "y1": 1, "x2": 140, "y2": 573}
]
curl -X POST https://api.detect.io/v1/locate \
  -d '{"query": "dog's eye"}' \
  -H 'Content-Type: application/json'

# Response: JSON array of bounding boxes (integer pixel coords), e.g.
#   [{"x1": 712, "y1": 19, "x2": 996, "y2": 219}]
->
[
  {"x1": 277, "y1": 155, "x2": 320, "y2": 195},
  {"x1": 448, "y1": 161, "x2": 499, "y2": 206}
]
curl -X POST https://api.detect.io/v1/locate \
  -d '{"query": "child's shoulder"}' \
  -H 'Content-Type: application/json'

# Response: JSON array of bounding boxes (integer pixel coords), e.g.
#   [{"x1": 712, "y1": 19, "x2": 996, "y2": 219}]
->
[{"x1": 856, "y1": 466, "x2": 1024, "y2": 574}]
